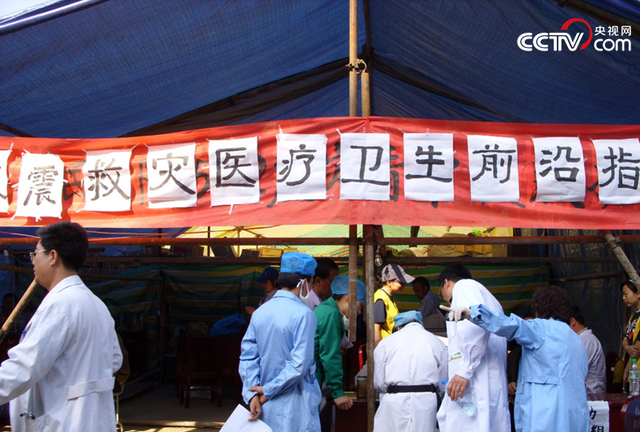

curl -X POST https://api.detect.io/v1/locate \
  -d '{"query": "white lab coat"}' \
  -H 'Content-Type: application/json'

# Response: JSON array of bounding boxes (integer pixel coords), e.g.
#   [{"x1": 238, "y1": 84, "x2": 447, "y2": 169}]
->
[
  {"x1": 0, "y1": 276, "x2": 122, "y2": 432},
  {"x1": 437, "y1": 279, "x2": 510, "y2": 432},
  {"x1": 578, "y1": 328, "x2": 606, "y2": 395},
  {"x1": 374, "y1": 322, "x2": 448, "y2": 432}
]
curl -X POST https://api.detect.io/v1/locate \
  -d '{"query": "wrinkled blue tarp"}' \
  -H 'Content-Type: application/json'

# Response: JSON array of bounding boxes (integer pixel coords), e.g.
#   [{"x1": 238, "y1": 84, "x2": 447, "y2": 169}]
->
[{"x1": 0, "y1": 0, "x2": 638, "y2": 139}]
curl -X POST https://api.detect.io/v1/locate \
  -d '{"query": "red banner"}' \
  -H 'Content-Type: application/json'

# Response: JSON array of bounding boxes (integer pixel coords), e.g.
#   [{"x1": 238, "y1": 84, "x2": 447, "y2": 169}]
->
[{"x1": 1, "y1": 117, "x2": 640, "y2": 229}]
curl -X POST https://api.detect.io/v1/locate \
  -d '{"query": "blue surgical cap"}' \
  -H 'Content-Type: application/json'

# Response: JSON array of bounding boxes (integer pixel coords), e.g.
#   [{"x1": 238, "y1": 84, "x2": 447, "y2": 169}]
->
[
  {"x1": 280, "y1": 252, "x2": 317, "y2": 277},
  {"x1": 356, "y1": 279, "x2": 365, "y2": 304},
  {"x1": 331, "y1": 275, "x2": 366, "y2": 301},
  {"x1": 394, "y1": 310, "x2": 423, "y2": 328}
]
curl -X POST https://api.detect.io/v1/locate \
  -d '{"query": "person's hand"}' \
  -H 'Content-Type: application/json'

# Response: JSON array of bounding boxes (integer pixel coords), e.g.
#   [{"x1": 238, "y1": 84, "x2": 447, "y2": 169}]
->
[
  {"x1": 630, "y1": 345, "x2": 640, "y2": 359},
  {"x1": 249, "y1": 386, "x2": 268, "y2": 404},
  {"x1": 508, "y1": 381, "x2": 517, "y2": 395},
  {"x1": 440, "y1": 305, "x2": 471, "y2": 322},
  {"x1": 248, "y1": 394, "x2": 262, "y2": 421},
  {"x1": 334, "y1": 396, "x2": 353, "y2": 410},
  {"x1": 447, "y1": 375, "x2": 469, "y2": 401}
]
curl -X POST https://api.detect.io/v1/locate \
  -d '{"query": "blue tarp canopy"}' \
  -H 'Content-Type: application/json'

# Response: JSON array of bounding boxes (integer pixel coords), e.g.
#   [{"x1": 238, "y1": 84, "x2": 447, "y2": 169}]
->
[{"x1": 0, "y1": 0, "x2": 639, "y2": 139}]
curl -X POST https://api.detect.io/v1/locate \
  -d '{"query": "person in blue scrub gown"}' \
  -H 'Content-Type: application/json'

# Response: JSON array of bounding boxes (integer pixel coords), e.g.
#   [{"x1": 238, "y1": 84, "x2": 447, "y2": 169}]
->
[
  {"x1": 444, "y1": 285, "x2": 589, "y2": 432},
  {"x1": 239, "y1": 252, "x2": 322, "y2": 432}
]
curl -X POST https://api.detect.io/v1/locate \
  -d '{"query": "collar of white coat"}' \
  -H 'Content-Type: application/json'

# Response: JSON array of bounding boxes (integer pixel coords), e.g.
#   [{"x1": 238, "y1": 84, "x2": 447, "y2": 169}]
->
[{"x1": 48, "y1": 275, "x2": 85, "y2": 295}]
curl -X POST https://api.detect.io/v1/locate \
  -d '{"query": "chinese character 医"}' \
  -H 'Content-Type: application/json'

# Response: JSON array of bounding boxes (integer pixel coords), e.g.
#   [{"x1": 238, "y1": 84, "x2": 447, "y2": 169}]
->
[{"x1": 215, "y1": 147, "x2": 256, "y2": 188}]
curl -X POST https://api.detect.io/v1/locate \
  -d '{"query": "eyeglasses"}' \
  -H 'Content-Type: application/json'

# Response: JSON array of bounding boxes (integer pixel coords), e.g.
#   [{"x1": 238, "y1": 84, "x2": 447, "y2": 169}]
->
[{"x1": 29, "y1": 249, "x2": 48, "y2": 262}]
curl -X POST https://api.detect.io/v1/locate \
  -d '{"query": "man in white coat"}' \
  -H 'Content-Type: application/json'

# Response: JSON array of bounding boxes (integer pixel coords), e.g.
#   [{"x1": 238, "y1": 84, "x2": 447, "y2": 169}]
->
[
  {"x1": 373, "y1": 310, "x2": 447, "y2": 432},
  {"x1": 436, "y1": 264, "x2": 510, "y2": 432},
  {"x1": 570, "y1": 306, "x2": 606, "y2": 394},
  {"x1": 0, "y1": 222, "x2": 122, "y2": 432}
]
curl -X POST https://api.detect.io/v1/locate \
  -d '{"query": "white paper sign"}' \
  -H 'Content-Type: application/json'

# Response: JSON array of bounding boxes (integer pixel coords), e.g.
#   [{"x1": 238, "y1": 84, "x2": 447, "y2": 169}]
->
[
  {"x1": 209, "y1": 137, "x2": 260, "y2": 207},
  {"x1": 0, "y1": 150, "x2": 11, "y2": 213},
  {"x1": 533, "y1": 137, "x2": 586, "y2": 202},
  {"x1": 276, "y1": 134, "x2": 327, "y2": 202},
  {"x1": 592, "y1": 138, "x2": 640, "y2": 205},
  {"x1": 83, "y1": 149, "x2": 132, "y2": 212},
  {"x1": 587, "y1": 400, "x2": 609, "y2": 432},
  {"x1": 340, "y1": 133, "x2": 390, "y2": 201},
  {"x1": 404, "y1": 133, "x2": 454, "y2": 202},
  {"x1": 147, "y1": 143, "x2": 197, "y2": 209},
  {"x1": 14, "y1": 153, "x2": 64, "y2": 220},
  {"x1": 468, "y1": 135, "x2": 519, "y2": 202},
  {"x1": 219, "y1": 404, "x2": 273, "y2": 432}
]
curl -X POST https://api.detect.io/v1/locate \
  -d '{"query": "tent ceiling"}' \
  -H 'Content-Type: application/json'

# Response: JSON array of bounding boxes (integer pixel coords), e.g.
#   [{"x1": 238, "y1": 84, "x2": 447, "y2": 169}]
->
[{"x1": 0, "y1": 0, "x2": 639, "y2": 139}]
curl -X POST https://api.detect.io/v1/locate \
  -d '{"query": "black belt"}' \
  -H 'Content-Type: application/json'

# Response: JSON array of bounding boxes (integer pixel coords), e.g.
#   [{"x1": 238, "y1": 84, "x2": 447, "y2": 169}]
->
[
  {"x1": 386, "y1": 384, "x2": 441, "y2": 410},
  {"x1": 387, "y1": 384, "x2": 437, "y2": 394}
]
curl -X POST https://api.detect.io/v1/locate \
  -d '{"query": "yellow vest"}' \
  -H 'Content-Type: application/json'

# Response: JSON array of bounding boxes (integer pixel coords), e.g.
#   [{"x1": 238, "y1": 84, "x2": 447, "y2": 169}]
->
[
  {"x1": 624, "y1": 312, "x2": 640, "y2": 363},
  {"x1": 374, "y1": 288, "x2": 399, "y2": 339}
]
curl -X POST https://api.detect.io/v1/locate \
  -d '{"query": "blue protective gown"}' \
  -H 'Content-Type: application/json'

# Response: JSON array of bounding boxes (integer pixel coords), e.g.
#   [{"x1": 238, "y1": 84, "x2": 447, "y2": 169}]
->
[
  {"x1": 469, "y1": 304, "x2": 589, "y2": 432},
  {"x1": 239, "y1": 290, "x2": 322, "y2": 432}
]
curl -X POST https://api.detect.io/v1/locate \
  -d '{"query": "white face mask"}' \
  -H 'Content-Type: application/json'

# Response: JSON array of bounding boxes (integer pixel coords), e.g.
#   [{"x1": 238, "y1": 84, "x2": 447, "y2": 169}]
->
[
  {"x1": 342, "y1": 314, "x2": 349, "y2": 332},
  {"x1": 297, "y1": 279, "x2": 312, "y2": 307}
]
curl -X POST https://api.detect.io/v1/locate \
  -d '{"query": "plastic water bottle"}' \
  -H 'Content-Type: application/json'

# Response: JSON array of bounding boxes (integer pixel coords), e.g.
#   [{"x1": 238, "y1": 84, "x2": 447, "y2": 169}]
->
[
  {"x1": 630, "y1": 359, "x2": 640, "y2": 396},
  {"x1": 442, "y1": 378, "x2": 478, "y2": 417}
]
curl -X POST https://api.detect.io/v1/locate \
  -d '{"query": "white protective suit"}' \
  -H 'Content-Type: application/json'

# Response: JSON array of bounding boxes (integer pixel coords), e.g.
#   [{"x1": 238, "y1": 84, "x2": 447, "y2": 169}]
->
[
  {"x1": 0, "y1": 275, "x2": 122, "y2": 432},
  {"x1": 436, "y1": 279, "x2": 510, "y2": 432},
  {"x1": 373, "y1": 322, "x2": 448, "y2": 432}
]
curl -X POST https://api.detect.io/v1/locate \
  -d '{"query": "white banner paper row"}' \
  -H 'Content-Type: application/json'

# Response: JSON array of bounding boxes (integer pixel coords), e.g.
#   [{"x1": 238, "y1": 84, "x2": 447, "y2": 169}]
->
[{"x1": 3, "y1": 135, "x2": 640, "y2": 220}]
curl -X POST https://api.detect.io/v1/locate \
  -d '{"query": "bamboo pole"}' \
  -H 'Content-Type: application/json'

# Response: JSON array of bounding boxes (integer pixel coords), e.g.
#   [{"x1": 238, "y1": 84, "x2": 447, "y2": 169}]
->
[
  {"x1": 348, "y1": 225, "x2": 358, "y2": 342},
  {"x1": 0, "y1": 278, "x2": 38, "y2": 344},
  {"x1": 361, "y1": 70, "x2": 370, "y2": 117},
  {"x1": 349, "y1": 0, "x2": 358, "y2": 117},
  {"x1": 602, "y1": 230, "x2": 640, "y2": 287},
  {"x1": 363, "y1": 225, "x2": 376, "y2": 432}
]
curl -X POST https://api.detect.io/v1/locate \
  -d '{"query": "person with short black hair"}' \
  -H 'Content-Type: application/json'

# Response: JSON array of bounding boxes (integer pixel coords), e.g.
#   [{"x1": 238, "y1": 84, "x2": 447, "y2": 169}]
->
[
  {"x1": 436, "y1": 264, "x2": 510, "y2": 432},
  {"x1": 0, "y1": 221, "x2": 122, "y2": 432},
  {"x1": 413, "y1": 276, "x2": 439, "y2": 318},
  {"x1": 444, "y1": 285, "x2": 589, "y2": 432},
  {"x1": 239, "y1": 252, "x2": 322, "y2": 432},
  {"x1": 570, "y1": 306, "x2": 606, "y2": 394},
  {"x1": 307, "y1": 258, "x2": 340, "y2": 310}
]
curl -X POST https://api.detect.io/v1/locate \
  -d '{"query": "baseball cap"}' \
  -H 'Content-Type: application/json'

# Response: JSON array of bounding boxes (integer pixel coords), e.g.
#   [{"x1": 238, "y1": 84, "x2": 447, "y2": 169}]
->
[
  {"x1": 256, "y1": 267, "x2": 279, "y2": 283},
  {"x1": 394, "y1": 310, "x2": 423, "y2": 328},
  {"x1": 380, "y1": 264, "x2": 415, "y2": 284},
  {"x1": 280, "y1": 252, "x2": 317, "y2": 277}
]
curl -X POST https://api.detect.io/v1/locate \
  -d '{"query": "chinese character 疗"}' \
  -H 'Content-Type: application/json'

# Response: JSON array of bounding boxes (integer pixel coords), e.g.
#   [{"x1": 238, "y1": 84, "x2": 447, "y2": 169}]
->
[{"x1": 278, "y1": 144, "x2": 317, "y2": 186}]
